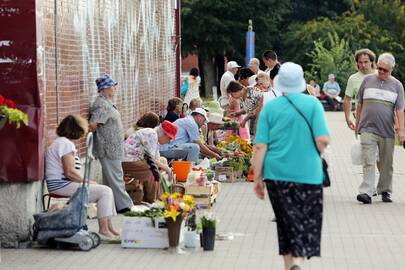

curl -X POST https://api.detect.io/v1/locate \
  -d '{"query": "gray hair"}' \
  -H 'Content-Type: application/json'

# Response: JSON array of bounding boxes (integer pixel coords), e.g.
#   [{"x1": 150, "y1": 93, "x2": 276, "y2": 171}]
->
[
  {"x1": 378, "y1": 53, "x2": 395, "y2": 69},
  {"x1": 249, "y1": 58, "x2": 260, "y2": 66},
  {"x1": 256, "y1": 71, "x2": 270, "y2": 83}
]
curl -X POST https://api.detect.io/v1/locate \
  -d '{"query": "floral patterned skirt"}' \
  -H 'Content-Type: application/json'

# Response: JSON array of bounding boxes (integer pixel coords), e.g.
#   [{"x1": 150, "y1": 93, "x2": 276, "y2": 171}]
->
[{"x1": 265, "y1": 180, "x2": 323, "y2": 258}]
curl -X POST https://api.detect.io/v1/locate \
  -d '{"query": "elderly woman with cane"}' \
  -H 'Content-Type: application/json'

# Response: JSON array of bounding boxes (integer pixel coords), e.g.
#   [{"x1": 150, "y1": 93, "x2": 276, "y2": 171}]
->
[
  {"x1": 89, "y1": 74, "x2": 135, "y2": 213},
  {"x1": 252, "y1": 63, "x2": 330, "y2": 270}
]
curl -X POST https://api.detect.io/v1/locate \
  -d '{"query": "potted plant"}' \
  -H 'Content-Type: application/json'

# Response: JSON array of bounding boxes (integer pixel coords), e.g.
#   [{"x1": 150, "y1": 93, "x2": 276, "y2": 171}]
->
[
  {"x1": 160, "y1": 192, "x2": 196, "y2": 247},
  {"x1": 0, "y1": 95, "x2": 28, "y2": 129},
  {"x1": 200, "y1": 211, "x2": 216, "y2": 251}
]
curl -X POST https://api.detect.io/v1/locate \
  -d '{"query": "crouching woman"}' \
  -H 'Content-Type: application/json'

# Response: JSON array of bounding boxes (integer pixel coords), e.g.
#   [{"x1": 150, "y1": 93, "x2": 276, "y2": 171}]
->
[
  {"x1": 45, "y1": 115, "x2": 119, "y2": 239},
  {"x1": 123, "y1": 120, "x2": 178, "y2": 203}
]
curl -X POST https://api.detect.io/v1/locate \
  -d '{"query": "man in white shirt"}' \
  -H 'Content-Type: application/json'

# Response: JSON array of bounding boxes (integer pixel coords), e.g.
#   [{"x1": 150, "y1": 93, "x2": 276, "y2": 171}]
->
[
  {"x1": 220, "y1": 61, "x2": 240, "y2": 97},
  {"x1": 248, "y1": 57, "x2": 261, "y2": 86}
]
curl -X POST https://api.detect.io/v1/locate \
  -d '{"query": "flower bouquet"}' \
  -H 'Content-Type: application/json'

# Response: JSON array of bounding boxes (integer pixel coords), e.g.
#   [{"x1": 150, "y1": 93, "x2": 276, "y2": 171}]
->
[
  {"x1": 160, "y1": 192, "x2": 196, "y2": 247},
  {"x1": 0, "y1": 95, "x2": 28, "y2": 129}
]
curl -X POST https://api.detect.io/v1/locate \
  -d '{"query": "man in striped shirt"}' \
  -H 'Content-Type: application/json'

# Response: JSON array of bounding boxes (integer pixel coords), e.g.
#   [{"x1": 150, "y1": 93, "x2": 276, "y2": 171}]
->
[{"x1": 355, "y1": 53, "x2": 405, "y2": 204}]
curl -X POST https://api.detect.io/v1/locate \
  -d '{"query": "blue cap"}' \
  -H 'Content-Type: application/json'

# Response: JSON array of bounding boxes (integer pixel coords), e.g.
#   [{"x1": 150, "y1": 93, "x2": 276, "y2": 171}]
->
[{"x1": 95, "y1": 74, "x2": 118, "y2": 92}]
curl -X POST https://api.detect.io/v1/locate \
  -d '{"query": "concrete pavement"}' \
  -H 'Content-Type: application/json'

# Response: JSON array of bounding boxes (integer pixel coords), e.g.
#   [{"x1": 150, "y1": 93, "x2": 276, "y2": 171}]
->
[{"x1": 2, "y1": 112, "x2": 405, "y2": 270}]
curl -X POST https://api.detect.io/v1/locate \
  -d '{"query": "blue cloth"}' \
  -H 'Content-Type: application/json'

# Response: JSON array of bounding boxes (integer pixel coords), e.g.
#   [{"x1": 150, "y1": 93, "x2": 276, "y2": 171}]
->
[
  {"x1": 160, "y1": 116, "x2": 200, "y2": 152},
  {"x1": 322, "y1": 81, "x2": 341, "y2": 96},
  {"x1": 95, "y1": 74, "x2": 118, "y2": 92},
  {"x1": 254, "y1": 93, "x2": 329, "y2": 184}
]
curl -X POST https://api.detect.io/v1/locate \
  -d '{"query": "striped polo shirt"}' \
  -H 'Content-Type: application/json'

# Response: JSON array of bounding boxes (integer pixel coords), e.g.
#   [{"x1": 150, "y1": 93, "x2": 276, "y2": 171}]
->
[
  {"x1": 357, "y1": 74, "x2": 405, "y2": 138},
  {"x1": 45, "y1": 137, "x2": 82, "y2": 192}
]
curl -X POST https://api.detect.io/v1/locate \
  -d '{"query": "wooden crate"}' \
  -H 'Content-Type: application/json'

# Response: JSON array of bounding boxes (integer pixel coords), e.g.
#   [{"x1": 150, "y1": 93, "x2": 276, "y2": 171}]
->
[
  {"x1": 185, "y1": 183, "x2": 218, "y2": 208},
  {"x1": 214, "y1": 167, "x2": 235, "y2": 183}
]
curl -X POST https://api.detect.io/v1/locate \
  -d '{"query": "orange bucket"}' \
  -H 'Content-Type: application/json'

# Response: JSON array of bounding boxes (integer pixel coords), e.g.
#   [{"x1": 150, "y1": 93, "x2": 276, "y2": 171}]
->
[
  {"x1": 247, "y1": 167, "x2": 254, "y2": 182},
  {"x1": 172, "y1": 161, "x2": 191, "y2": 182}
]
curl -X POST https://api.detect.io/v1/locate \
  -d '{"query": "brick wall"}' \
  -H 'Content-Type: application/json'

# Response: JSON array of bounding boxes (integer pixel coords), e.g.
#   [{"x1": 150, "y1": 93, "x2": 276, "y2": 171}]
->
[{"x1": 37, "y1": 0, "x2": 178, "y2": 154}]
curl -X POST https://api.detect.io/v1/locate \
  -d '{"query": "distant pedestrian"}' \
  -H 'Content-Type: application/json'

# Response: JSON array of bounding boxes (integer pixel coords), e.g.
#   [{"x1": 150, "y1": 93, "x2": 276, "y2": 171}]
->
[
  {"x1": 89, "y1": 74, "x2": 135, "y2": 213},
  {"x1": 344, "y1": 48, "x2": 376, "y2": 130},
  {"x1": 220, "y1": 61, "x2": 240, "y2": 98},
  {"x1": 182, "y1": 67, "x2": 201, "y2": 106},
  {"x1": 322, "y1": 74, "x2": 341, "y2": 111},
  {"x1": 253, "y1": 62, "x2": 330, "y2": 270},
  {"x1": 355, "y1": 53, "x2": 405, "y2": 204}
]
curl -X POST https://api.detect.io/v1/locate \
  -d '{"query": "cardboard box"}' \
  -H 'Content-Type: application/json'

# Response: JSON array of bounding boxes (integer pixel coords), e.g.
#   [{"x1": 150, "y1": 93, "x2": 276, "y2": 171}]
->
[
  {"x1": 121, "y1": 217, "x2": 169, "y2": 249},
  {"x1": 121, "y1": 217, "x2": 185, "y2": 249}
]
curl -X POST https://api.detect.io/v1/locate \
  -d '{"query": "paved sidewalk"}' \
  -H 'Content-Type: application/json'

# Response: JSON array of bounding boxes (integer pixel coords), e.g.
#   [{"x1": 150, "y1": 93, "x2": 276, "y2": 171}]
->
[{"x1": 2, "y1": 112, "x2": 405, "y2": 270}]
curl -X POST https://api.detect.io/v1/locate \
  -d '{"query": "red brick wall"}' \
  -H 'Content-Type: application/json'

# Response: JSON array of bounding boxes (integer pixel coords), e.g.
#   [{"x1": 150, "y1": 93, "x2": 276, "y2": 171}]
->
[{"x1": 37, "y1": 0, "x2": 178, "y2": 154}]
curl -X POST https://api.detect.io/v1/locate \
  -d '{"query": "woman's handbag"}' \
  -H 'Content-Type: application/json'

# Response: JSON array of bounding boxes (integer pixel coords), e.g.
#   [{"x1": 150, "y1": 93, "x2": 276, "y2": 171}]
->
[{"x1": 284, "y1": 96, "x2": 331, "y2": 187}]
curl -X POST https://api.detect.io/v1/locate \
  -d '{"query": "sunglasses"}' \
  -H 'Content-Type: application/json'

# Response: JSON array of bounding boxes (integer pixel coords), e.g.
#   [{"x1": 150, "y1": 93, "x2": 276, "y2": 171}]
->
[{"x1": 377, "y1": 67, "x2": 390, "y2": 73}]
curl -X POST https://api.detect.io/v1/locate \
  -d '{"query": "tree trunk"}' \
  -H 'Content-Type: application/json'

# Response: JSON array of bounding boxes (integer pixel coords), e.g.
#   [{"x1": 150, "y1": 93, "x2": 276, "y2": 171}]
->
[{"x1": 199, "y1": 55, "x2": 216, "y2": 98}]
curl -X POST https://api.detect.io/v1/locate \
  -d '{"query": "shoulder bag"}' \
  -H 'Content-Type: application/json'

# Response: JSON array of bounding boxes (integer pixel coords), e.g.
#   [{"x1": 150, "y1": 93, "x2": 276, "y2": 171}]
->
[{"x1": 284, "y1": 95, "x2": 331, "y2": 187}]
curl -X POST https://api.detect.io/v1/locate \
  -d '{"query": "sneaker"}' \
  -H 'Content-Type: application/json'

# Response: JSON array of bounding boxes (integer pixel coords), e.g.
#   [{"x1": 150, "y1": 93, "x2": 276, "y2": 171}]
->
[
  {"x1": 291, "y1": 266, "x2": 302, "y2": 270},
  {"x1": 381, "y1": 192, "x2": 393, "y2": 203},
  {"x1": 357, "y1": 193, "x2": 372, "y2": 204}
]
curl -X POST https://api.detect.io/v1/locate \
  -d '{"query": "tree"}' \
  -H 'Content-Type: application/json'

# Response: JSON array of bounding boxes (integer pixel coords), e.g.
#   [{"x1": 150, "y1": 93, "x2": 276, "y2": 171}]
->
[
  {"x1": 181, "y1": 0, "x2": 290, "y2": 96},
  {"x1": 306, "y1": 32, "x2": 356, "y2": 90},
  {"x1": 282, "y1": 0, "x2": 405, "y2": 83}
]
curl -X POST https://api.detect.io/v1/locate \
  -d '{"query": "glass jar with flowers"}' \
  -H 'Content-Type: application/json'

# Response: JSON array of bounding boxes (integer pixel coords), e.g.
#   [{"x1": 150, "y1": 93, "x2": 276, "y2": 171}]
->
[
  {"x1": 160, "y1": 192, "x2": 196, "y2": 247},
  {"x1": 0, "y1": 95, "x2": 29, "y2": 129}
]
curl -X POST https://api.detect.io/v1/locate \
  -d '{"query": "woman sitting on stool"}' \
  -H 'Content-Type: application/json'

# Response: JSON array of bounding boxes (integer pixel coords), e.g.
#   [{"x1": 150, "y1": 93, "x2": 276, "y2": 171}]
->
[{"x1": 45, "y1": 115, "x2": 119, "y2": 240}]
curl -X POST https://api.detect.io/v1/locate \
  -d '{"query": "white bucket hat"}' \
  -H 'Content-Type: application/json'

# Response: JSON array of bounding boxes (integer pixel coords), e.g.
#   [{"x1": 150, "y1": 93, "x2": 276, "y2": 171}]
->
[
  {"x1": 191, "y1": 107, "x2": 209, "y2": 122},
  {"x1": 273, "y1": 62, "x2": 306, "y2": 93},
  {"x1": 208, "y1": 112, "x2": 224, "y2": 125}
]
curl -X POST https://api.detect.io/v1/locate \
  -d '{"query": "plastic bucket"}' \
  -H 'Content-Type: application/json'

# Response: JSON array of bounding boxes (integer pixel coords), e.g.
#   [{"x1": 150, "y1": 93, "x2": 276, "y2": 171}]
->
[{"x1": 172, "y1": 161, "x2": 191, "y2": 182}]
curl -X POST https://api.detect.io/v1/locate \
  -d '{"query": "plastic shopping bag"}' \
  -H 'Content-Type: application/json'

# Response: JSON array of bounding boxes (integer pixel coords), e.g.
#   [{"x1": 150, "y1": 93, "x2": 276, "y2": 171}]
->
[{"x1": 350, "y1": 137, "x2": 363, "y2": 165}]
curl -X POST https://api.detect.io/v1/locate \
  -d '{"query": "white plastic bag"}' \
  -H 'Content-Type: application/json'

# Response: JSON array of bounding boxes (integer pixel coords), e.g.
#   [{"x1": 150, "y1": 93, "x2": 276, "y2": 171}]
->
[{"x1": 350, "y1": 137, "x2": 363, "y2": 165}]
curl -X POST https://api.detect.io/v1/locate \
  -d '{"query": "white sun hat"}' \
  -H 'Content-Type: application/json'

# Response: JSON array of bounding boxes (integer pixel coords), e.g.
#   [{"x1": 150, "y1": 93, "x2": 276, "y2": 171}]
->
[
  {"x1": 273, "y1": 62, "x2": 306, "y2": 93},
  {"x1": 208, "y1": 112, "x2": 224, "y2": 125}
]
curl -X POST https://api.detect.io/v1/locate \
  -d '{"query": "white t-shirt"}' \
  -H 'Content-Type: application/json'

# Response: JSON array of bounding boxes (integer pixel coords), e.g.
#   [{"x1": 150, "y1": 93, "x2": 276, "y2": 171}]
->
[
  {"x1": 220, "y1": 71, "x2": 235, "y2": 97},
  {"x1": 263, "y1": 88, "x2": 282, "y2": 105},
  {"x1": 45, "y1": 137, "x2": 76, "y2": 191}
]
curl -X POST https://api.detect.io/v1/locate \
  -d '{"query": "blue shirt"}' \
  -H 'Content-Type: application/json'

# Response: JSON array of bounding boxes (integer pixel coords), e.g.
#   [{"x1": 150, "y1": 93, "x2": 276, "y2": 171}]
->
[
  {"x1": 322, "y1": 81, "x2": 341, "y2": 97},
  {"x1": 160, "y1": 116, "x2": 200, "y2": 151},
  {"x1": 254, "y1": 93, "x2": 329, "y2": 184}
]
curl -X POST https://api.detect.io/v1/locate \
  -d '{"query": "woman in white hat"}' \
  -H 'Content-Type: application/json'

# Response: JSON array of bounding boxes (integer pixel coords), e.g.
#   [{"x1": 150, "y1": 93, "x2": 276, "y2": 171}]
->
[{"x1": 252, "y1": 62, "x2": 330, "y2": 270}]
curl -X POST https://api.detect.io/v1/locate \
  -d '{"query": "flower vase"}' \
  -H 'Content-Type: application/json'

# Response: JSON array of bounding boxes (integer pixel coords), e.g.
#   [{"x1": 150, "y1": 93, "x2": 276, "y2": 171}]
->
[
  {"x1": 0, "y1": 115, "x2": 6, "y2": 130},
  {"x1": 165, "y1": 215, "x2": 183, "y2": 247},
  {"x1": 202, "y1": 227, "x2": 216, "y2": 251}
]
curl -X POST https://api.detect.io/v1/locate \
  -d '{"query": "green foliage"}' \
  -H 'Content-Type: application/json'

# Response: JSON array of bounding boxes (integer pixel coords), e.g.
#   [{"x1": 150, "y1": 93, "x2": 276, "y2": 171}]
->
[
  {"x1": 181, "y1": 0, "x2": 290, "y2": 63},
  {"x1": 282, "y1": 1, "x2": 405, "y2": 83},
  {"x1": 0, "y1": 107, "x2": 29, "y2": 128},
  {"x1": 201, "y1": 215, "x2": 216, "y2": 229},
  {"x1": 306, "y1": 32, "x2": 356, "y2": 89}
]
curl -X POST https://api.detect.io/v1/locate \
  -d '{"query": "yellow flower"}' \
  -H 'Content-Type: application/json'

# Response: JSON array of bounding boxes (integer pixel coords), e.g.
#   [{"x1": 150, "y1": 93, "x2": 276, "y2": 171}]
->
[{"x1": 164, "y1": 208, "x2": 180, "y2": 222}]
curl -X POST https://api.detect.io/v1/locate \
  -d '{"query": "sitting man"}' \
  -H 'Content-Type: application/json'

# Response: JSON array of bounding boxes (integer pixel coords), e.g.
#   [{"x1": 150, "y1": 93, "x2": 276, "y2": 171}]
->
[{"x1": 160, "y1": 108, "x2": 221, "y2": 162}]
